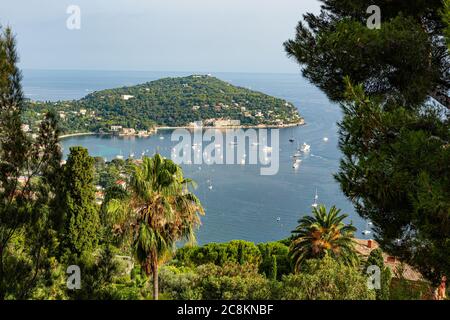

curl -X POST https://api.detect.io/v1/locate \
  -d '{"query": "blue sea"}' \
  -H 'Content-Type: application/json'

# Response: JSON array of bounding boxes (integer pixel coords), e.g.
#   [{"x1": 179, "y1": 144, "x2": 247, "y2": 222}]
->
[{"x1": 22, "y1": 69, "x2": 367, "y2": 244}]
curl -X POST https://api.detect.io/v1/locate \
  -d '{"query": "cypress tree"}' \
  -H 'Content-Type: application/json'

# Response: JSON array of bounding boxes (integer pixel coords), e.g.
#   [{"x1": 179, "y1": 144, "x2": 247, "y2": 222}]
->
[
  {"x1": 237, "y1": 243, "x2": 244, "y2": 265},
  {"x1": 270, "y1": 255, "x2": 278, "y2": 281},
  {"x1": 366, "y1": 248, "x2": 391, "y2": 300},
  {"x1": 61, "y1": 147, "x2": 100, "y2": 257}
]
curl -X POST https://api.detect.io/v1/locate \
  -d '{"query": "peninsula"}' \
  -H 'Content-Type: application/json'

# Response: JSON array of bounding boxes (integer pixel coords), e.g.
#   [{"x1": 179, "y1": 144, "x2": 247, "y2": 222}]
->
[{"x1": 22, "y1": 75, "x2": 303, "y2": 136}]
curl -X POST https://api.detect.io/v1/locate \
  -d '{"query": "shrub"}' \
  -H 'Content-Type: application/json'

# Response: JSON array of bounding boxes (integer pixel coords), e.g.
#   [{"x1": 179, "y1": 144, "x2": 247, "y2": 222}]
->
[
  {"x1": 276, "y1": 255, "x2": 376, "y2": 300},
  {"x1": 159, "y1": 266, "x2": 202, "y2": 300},
  {"x1": 175, "y1": 240, "x2": 262, "y2": 267},
  {"x1": 196, "y1": 263, "x2": 272, "y2": 300},
  {"x1": 159, "y1": 263, "x2": 272, "y2": 300}
]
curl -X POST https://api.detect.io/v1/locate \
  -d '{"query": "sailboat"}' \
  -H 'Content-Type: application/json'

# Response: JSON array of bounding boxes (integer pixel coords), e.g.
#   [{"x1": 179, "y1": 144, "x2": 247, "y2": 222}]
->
[
  {"x1": 207, "y1": 179, "x2": 213, "y2": 190},
  {"x1": 311, "y1": 189, "x2": 319, "y2": 208}
]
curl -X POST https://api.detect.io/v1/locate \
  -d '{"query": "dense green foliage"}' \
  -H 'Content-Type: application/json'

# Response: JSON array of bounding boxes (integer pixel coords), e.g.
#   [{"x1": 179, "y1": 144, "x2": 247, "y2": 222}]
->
[
  {"x1": 0, "y1": 27, "x2": 63, "y2": 299},
  {"x1": 290, "y1": 205, "x2": 358, "y2": 271},
  {"x1": 160, "y1": 263, "x2": 272, "y2": 300},
  {"x1": 159, "y1": 255, "x2": 375, "y2": 300},
  {"x1": 175, "y1": 240, "x2": 262, "y2": 267},
  {"x1": 22, "y1": 75, "x2": 302, "y2": 134},
  {"x1": 175, "y1": 240, "x2": 292, "y2": 279},
  {"x1": 284, "y1": 0, "x2": 449, "y2": 107},
  {"x1": 336, "y1": 83, "x2": 450, "y2": 284},
  {"x1": 275, "y1": 255, "x2": 375, "y2": 300}
]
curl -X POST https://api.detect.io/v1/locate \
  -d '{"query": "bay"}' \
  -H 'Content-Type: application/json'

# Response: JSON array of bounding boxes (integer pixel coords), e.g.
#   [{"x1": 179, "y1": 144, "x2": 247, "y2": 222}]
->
[{"x1": 22, "y1": 69, "x2": 367, "y2": 244}]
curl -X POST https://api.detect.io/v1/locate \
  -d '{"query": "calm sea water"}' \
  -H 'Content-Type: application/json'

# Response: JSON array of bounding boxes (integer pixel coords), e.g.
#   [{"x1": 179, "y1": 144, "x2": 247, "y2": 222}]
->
[{"x1": 22, "y1": 69, "x2": 367, "y2": 244}]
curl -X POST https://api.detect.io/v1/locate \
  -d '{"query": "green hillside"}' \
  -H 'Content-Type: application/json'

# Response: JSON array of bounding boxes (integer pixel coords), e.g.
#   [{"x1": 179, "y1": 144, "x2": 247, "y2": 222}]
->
[{"x1": 23, "y1": 75, "x2": 302, "y2": 135}]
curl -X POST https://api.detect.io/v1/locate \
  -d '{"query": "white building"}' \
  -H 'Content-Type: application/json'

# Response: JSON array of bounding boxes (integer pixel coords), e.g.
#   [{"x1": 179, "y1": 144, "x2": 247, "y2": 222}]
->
[
  {"x1": 122, "y1": 95, "x2": 134, "y2": 101},
  {"x1": 110, "y1": 125, "x2": 123, "y2": 132},
  {"x1": 213, "y1": 119, "x2": 241, "y2": 127}
]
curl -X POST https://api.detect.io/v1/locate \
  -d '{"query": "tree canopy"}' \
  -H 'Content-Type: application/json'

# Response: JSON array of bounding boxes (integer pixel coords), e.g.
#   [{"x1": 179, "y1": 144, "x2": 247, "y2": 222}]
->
[{"x1": 284, "y1": 0, "x2": 449, "y2": 107}]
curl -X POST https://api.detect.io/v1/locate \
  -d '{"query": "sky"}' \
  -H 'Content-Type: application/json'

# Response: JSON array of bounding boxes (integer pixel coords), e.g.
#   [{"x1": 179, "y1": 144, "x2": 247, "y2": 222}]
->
[{"x1": 0, "y1": 0, "x2": 321, "y2": 73}]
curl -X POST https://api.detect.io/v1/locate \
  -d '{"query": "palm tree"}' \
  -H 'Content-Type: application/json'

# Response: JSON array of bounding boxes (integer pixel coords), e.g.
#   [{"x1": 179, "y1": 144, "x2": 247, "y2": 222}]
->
[
  {"x1": 107, "y1": 154, "x2": 204, "y2": 299},
  {"x1": 290, "y1": 205, "x2": 357, "y2": 272}
]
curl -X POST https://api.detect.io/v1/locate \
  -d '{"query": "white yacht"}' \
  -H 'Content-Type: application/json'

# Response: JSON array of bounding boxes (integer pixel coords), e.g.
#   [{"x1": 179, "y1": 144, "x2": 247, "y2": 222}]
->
[
  {"x1": 300, "y1": 143, "x2": 311, "y2": 153},
  {"x1": 207, "y1": 179, "x2": 213, "y2": 190}
]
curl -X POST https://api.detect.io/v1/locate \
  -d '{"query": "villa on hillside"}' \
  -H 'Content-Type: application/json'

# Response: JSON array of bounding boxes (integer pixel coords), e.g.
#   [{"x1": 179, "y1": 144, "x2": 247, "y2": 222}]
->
[
  {"x1": 119, "y1": 128, "x2": 136, "y2": 136},
  {"x1": 110, "y1": 125, "x2": 123, "y2": 132},
  {"x1": 354, "y1": 239, "x2": 423, "y2": 281},
  {"x1": 121, "y1": 94, "x2": 134, "y2": 100}
]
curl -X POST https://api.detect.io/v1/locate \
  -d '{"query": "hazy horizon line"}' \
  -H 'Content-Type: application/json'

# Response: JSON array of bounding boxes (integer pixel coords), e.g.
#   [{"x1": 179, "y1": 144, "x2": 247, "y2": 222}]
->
[{"x1": 21, "y1": 67, "x2": 302, "y2": 76}]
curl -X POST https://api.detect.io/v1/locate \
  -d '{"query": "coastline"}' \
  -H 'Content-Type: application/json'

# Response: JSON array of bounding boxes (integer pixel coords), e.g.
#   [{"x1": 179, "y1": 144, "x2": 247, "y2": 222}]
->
[
  {"x1": 59, "y1": 119, "x2": 305, "y2": 140},
  {"x1": 59, "y1": 132, "x2": 103, "y2": 140}
]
